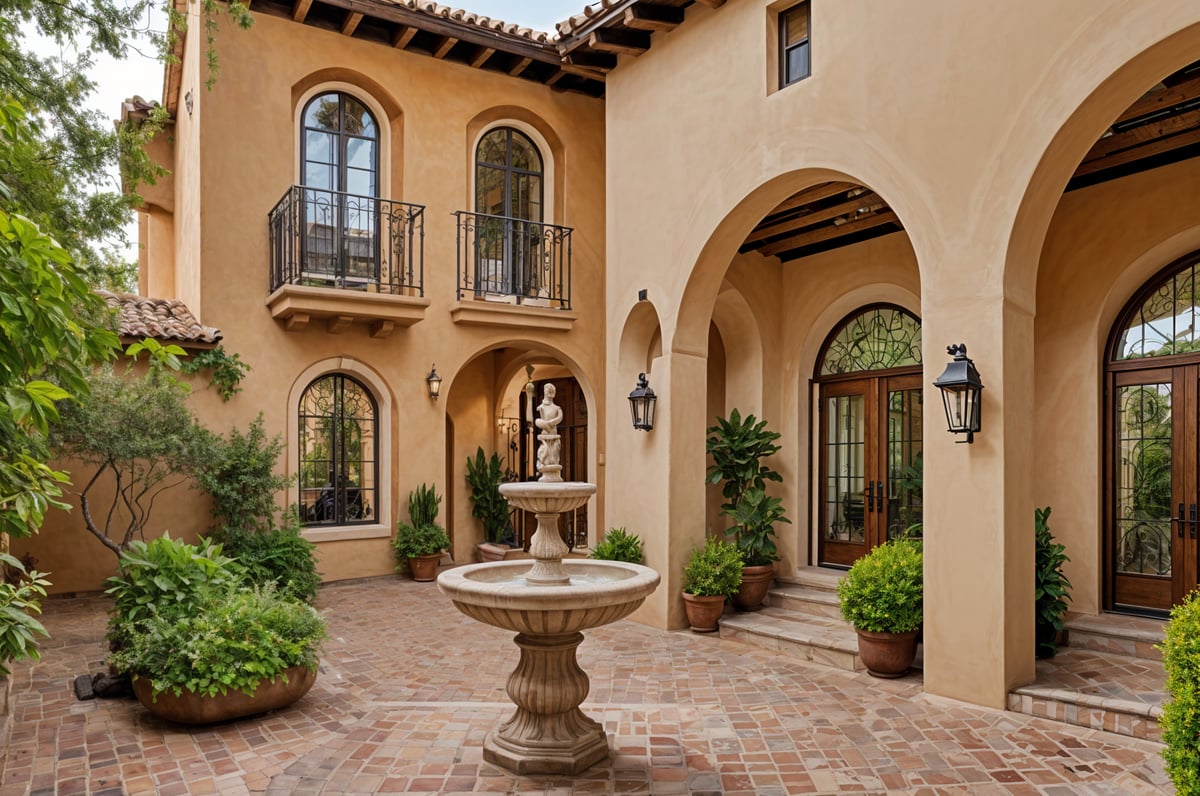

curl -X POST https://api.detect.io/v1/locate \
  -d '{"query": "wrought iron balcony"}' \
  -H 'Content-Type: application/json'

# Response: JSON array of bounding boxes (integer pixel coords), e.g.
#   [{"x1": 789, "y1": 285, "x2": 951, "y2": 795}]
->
[
  {"x1": 269, "y1": 185, "x2": 424, "y2": 295},
  {"x1": 454, "y1": 211, "x2": 572, "y2": 309}
]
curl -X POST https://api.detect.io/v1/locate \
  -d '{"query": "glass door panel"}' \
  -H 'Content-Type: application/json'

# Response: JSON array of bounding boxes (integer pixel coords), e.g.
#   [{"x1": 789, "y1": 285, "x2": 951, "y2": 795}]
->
[
  {"x1": 819, "y1": 383, "x2": 870, "y2": 567},
  {"x1": 885, "y1": 382, "x2": 923, "y2": 540}
]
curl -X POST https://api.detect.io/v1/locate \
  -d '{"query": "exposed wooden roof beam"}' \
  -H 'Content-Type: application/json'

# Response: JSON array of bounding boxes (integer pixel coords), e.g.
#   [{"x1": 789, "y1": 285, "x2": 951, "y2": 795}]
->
[
  {"x1": 507, "y1": 56, "x2": 533, "y2": 76},
  {"x1": 624, "y1": 4, "x2": 685, "y2": 31},
  {"x1": 1075, "y1": 126, "x2": 1200, "y2": 177},
  {"x1": 471, "y1": 46, "x2": 495, "y2": 68},
  {"x1": 566, "y1": 50, "x2": 618, "y2": 72},
  {"x1": 766, "y1": 181, "x2": 858, "y2": 217},
  {"x1": 745, "y1": 193, "x2": 884, "y2": 245},
  {"x1": 588, "y1": 28, "x2": 651, "y2": 55},
  {"x1": 392, "y1": 25, "x2": 417, "y2": 49},
  {"x1": 545, "y1": 69, "x2": 567, "y2": 87},
  {"x1": 341, "y1": 11, "x2": 363, "y2": 36},
  {"x1": 1116, "y1": 73, "x2": 1200, "y2": 126},
  {"x1": 693, "y1": 0, "x2": 726, "y2": 7},
  {"x1": 433, "y1": 36, "x2": 458, "y2": 59},
  {"x1": 292, "y1": 0, "x2": 313, "y2": 23},
  {"x1": 759, "y1": 211, "x2": 899, "y2": 257},
  {"x1": 1087, "y1": 107, "x2": 1200, "y2": 162}
]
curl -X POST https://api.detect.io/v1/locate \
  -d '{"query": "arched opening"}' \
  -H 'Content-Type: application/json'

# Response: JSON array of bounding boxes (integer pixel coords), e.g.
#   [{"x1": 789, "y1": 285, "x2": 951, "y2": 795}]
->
[{"x1": 813, "y1": 305, "x2": 923, "y2": 567}]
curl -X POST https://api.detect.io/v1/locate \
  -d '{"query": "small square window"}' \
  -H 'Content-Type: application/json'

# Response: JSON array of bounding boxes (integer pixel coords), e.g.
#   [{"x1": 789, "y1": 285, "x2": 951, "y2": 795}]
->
[{"x1": 780, "y1": 2, "x2": 810, "y2": 87}]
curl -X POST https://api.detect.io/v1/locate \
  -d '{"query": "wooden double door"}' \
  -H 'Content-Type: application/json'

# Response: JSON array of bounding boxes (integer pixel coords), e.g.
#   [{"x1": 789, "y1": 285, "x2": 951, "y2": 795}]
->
[
  {"x1": 1109, "y1": 365, "x2": 1200, "y2": 613},
  {"x1": 818, "y1": 372, "x2": 923, "y2": 568}
]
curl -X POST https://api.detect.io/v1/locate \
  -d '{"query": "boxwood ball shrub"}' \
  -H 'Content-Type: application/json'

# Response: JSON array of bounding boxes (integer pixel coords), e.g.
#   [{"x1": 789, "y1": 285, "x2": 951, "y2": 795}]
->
[
  {"x1": 589, "y1": 527, "x2": 644, "y2": 564},
  {"x1": 1160, "y1": 589, "x2": 1200, "y2": 795},
  {"x1": 837, "y1": 539, "x2": 923, "y2": 634}
]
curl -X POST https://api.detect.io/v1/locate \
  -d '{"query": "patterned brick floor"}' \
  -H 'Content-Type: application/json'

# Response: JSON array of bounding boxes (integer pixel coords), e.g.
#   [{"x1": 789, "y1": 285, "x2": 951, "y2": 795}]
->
[{"x1": 0, "y1": 578, "x2": 1171, "y2": 795}]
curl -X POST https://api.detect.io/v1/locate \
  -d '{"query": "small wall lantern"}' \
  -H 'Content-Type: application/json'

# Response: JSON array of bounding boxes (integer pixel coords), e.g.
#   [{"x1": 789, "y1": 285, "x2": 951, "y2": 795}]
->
[
  {"x1": 426, "y1": 365, "x2": 442, "y2": 401},
  {"x1": 628, "y1": 373, "x2": 657, "y2": 432},
  {"x1": 933, "y1": 344, "x2": 983, "y2": 443}
]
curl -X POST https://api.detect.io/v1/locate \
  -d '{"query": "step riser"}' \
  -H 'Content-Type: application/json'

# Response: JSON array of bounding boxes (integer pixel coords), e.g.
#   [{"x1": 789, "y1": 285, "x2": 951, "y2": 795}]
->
[
  {"x1": 1067, "y1": 629, "x2": 1162, "y2": 661},
  {"x1": 767, "y1": 592, "x2": 844, "y2": 619},
  {"x1": 720, "y1": 624, "x2": 863, "y2": 671},
  {"x1": 1007, "y1": 692, "x2": 1161, "y2": 742}
]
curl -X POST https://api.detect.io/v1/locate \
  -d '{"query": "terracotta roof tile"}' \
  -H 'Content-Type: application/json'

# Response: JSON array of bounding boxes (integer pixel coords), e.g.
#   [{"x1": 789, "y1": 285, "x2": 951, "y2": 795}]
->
[
  {"x1": 555, "y1": 0, "x2": 626, "y2": 38},
  {"x1": 380, "y1": 0, "x2": 556, "y2": 43},
  {"x1": 99, "y1": 291, "x2": 222, "y2": 345}
]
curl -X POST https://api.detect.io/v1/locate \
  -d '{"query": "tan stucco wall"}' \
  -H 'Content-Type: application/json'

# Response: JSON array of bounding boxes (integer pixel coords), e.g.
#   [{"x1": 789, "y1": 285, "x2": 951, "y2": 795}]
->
[{"x1": 603, "y1": 0, "x2": 1200, "y2": 708}]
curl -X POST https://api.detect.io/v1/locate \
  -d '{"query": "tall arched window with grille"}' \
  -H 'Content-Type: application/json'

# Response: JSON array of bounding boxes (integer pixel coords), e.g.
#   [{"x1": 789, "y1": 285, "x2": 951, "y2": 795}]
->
[
  {"x1": 299, "y1": 374, "x2": 378, "y2": 526},
  {"x1": 474, "y1": 127, "x2": 544, "y2": 296}
]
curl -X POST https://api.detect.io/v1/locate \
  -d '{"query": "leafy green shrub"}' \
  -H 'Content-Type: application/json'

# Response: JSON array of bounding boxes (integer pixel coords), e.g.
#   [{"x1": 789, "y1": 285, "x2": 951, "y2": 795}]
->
[
  {"x1": 1034, "y1": 506, "x2": 1072, "y2": 658},
  {"x1": 590, "y1": 527, "x2": 645, "y2": 564},
  {"x1": 216, "y1": 511, "x2": 319, "y2": 603},
  {"x1": 104, "y1": 535, "x2": 243, "y2": 649},
  {"x1": 0, "y1": 553, "x2": 50, "y2": 676},
  {"x1": 180, "y1": 345, "x2": 250, "y2": 402},
  {"x1": 837, "y1": 539, "x2": 923, "y2": 633},
  {"x1": 1161, "y1": 590, "x2": 1200, "y2": 795},
  {"x1": 705, "y1": 409, "x2": 788, "y2": 565},
  {"x1": 109, "y1": 585, "x2": 326, "y2": 699},
  {"x1": 196, "y1": 414, "x2": 290, "y2": 533},
  {"x1": 392, "y1": 523, "x2": 451, "y2": 562},
  {"x1": 682, "y1": 537, "x2": 743, "y2": 598},
  {"x1": 466, "y1": 448, "x2": 512, "y2": 545}
]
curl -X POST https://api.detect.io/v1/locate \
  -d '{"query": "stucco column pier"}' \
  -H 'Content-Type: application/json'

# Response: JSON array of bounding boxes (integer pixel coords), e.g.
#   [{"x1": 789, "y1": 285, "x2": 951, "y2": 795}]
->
[{"x1": 921, "y1": 287, "x2": 1036, "y2": 709}]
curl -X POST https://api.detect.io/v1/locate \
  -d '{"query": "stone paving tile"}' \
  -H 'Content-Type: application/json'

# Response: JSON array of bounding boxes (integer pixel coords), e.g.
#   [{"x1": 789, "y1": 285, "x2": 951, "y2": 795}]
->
[{"x1": 0, "y1": 578, "x2": 1173, "y2": 794}]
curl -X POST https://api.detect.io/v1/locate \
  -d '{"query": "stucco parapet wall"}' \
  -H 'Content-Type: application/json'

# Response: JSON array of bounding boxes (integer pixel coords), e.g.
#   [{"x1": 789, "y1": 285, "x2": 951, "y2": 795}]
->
[
  {"x1": 449, "y1": 300, "x2": 578, "y2": 331},
  {"x1": 266, "y1": 284, "x2": 430, "y2": 336},
  {"x1": 100, "y1": 291, "x2": 221, "y2": 345}
]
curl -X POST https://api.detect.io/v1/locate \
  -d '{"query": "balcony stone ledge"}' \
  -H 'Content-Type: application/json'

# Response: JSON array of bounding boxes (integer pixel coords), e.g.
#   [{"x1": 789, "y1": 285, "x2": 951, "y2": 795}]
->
[
  {"x1": 267, "y1": 284, "x2": 430, "y2": 337},
  {"x1": 450, "y1": 299, "x2": 577, "y2": 331}
]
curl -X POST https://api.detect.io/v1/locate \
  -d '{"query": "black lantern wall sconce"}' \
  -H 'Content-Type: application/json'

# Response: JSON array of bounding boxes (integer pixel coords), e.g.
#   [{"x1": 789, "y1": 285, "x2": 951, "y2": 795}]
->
[
  {"x1": 426, "y1": 365, "x2": 442, "y2": 401},
  {"x1": 933, "y1": 343, "x2": 983, "y2": 443},
  {"x1": 628, "y1": 373, "x2": 657, "y2": 432}
]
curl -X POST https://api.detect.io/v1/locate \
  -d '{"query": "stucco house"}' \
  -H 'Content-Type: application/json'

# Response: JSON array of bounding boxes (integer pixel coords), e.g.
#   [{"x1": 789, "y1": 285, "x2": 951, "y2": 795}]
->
[{"x1": 17, "y1": 0, "x2": 1200, "y2": 715}]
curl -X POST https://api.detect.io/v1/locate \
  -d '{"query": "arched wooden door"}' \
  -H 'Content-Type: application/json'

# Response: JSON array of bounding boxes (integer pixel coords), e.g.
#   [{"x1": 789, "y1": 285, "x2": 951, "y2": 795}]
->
[
  {"x1": 815, "y1": 305, "x2": 923, "y2": 568},
  {"x1": 1107, "y1": 253, "x2": 1200, "y2": 614}
]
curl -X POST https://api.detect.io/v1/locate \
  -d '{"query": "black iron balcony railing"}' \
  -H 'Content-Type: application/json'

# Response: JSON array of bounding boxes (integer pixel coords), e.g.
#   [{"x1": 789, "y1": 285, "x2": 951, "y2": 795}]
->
[
  {"x1": 454, "y1": 211, "x2": 572, "y2": 309},
  {"x1": 269, "y1": 185, "x2": 424, "y2": 295}
]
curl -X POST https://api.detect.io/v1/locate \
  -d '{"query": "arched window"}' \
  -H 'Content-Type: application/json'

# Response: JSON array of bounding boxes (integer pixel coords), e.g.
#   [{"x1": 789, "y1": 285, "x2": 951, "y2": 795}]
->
[
  {"x1": 298, "y1": 374, "x2": 378, "y2": 527},
  {"x1": 473, "y1": 127, "x2": 545, "y2": 297},
  {"x1": 299, "y1": 92, "x2": 380, "y2": 285},
  {"x1": 814, "y1": 305, "x2": 923, "y2": 568},
  {"x1": 1106, "y1": 253, "x2": 1200, "y2": 614}
]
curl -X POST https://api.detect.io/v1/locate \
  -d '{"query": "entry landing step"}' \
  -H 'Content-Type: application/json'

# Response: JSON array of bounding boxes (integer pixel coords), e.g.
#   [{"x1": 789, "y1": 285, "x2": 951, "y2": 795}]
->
[
  {"x1": 1063, "y1": 613, "x2": 1165, "y2": 661},
  {"x1": 718, "y1": 606, "x2": 863, "y2": 672}
]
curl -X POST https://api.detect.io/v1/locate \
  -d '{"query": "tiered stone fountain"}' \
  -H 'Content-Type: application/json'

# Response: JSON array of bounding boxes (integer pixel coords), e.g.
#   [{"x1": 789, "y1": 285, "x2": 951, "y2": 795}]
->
[{"x1": 438, "y1": 384, "x2": 660, "y2": 775}]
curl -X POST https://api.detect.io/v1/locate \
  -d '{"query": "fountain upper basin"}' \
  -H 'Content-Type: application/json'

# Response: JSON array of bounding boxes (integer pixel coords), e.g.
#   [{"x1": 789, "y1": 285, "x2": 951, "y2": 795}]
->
[
  {"x1": 499, "y1": 481, "x2": 596, "y2": 514},
  {"x1": 438, "y1": 560, "x2": 661, "y2": 634}
]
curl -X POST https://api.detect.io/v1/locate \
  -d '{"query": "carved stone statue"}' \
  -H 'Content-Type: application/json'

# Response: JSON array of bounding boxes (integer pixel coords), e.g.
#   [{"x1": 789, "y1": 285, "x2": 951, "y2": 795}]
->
[{"x1": 535, "y1": 384, "x2": 563, "y2": 482}]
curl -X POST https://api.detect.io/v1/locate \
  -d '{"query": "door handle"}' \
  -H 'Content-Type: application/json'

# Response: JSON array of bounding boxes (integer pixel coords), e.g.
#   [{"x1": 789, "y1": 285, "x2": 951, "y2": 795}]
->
[
  {"x1": 864, "y1": 481, "x2": 874, "y2": 513},
  {"x1": 1191, "y1": 504, "x2": 1197, "y2": 540},
  {"x1": 876, "y1": 481, "x2": 885, "y2": 513},
  {"x1": 1177, "y1": 503, "x2": 1187, "y2": 538}
]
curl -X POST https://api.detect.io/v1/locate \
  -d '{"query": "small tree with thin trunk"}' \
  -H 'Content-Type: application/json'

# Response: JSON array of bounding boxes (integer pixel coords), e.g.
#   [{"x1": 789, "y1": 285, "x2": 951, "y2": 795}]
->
[{"x1": 52, "y1": 342, "x2": 216, "y2": 557}]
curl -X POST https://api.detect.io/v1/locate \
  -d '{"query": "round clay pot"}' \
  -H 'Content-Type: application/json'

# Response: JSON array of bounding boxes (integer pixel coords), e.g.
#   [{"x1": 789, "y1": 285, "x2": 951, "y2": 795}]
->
[
  {"x1": 408, "y1": 553, "x2": 443, "y2": 582},
  {"x1": 732, "y1": 564, "x2": 774, "y2": 611},
  {"x1": 132, "y1": 665, "x2": 316, "y2": 725},
  {"x1": 855, "y1": 628, "x2": 919, "y2": 678},
  {"x1": 682, "y1": 592, "x2": 726, "y2": 632}
]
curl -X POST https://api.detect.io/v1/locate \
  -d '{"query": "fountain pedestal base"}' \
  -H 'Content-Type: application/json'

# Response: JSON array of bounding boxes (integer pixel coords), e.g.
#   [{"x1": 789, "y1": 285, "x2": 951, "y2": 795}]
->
[{"x1": 483, "y1": 631, "x2": 609, "y2": 775}]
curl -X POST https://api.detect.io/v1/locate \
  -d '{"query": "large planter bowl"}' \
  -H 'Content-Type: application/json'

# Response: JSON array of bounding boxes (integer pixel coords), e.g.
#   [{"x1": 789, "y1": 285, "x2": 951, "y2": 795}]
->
[
  {"x1": 732, "y1": 564, "x2": 774, "y2": 611},
  {"x1": 855, "y1": 628, "x2": 919, "y2": 678},
  {"x1": 682, "y1": 592, "x2": 727, "y2": 632},
  {"x1": 132, "y1": 665, "x2": 317, "y2": 725}
]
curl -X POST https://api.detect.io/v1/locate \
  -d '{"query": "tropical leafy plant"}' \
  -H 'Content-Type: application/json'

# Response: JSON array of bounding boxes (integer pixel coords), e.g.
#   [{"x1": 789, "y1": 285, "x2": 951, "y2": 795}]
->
[
  {"x1": 589, "y1": 527, "x2": 644, "y2": 564},
  {"x1": 180, "y1": 345, "x2": 250, "y2": 402},
  {"x1": 215, "y1": 509, "x2": 319, "y2": 603},
  {"x1": 392, "y1": 483, "x2": 450, "y2": 564},
  {"x1": 837, "y1": 539, "x2": 923, "y2": 634},
  {"x1": 0, "y1": 553, "x2": 50, "y2": 676},
  {"x1": 1160, "y1": 589, "x2": 1200, "y2": 796},
  {"x1": 1034, "y1": 506, "x2": 1072, "y2": 658},
  {"x1": 705, "y1": 410, "x2": 788, "y2": 565},
  {"x1": 682, "y1": 537, "x2": 744, "y2": 599},
  {"x1": 466, "y1": 447, "x2": 512, "y2": 545},
  {"x1": 109, "y1": 584, "x2": 325, "y2": 699},
  {"x1": 407, "y1": 483, "x2": 442, "y2": 529}
]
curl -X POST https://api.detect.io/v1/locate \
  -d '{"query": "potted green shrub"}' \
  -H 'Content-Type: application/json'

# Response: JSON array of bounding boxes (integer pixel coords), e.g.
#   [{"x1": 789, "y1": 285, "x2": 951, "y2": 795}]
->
[
  {"x1": 837, "y1": 538, "x2": 923, "y2": 677},
  {"x1": 589, "y1": 527, "x2": 644, "y2": 564},
  {"x1": 1034, "y1": 506, "x2": 1072, "y2": 658},
  {"x1": 681, "y1": 537, "x2": 743, "y2": 632},
  {"x1": 392, "y1": 483, "x2": 450, "y2": 581},
  {"x1": 106, "y1": 536, "x2": 326, "y2": 724},
  {"x1": 466, "y1": 447, "x2": 514, "y2": 561},
  {"x1": 1160, "y1": 589, "x2": 1200, "y2": 794},
  {"x1": 705, "y1": 409, "x2": 789, "y2": 611}
]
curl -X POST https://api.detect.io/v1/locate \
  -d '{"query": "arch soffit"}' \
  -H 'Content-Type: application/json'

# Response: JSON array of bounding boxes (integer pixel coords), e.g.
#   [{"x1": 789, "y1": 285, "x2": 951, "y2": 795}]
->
[
  {"x1": 617, "y1": 300, "x2": 664, "y2": 380},
  {"x1": 444, "y1": 340, "x2": 598, "y2": 422},
  {"x1": 670, "y1": 149, "x2": 937, "y2": 360},
  {"x1": 1004, "y1": 15, "x2": 1200, "y2": 303}
]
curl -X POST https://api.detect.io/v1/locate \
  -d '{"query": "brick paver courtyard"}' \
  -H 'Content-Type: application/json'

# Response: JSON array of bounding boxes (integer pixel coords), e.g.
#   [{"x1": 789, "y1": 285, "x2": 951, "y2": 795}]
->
[{"x1": 0, "y1": 577, "x2": 1172, "y2": 794}]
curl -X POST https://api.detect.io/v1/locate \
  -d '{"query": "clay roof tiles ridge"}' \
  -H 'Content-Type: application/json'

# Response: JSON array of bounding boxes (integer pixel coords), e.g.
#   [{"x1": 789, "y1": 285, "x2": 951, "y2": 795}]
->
[{"x1": 99, "y1": 291, "x2": 222, "y2": 346}]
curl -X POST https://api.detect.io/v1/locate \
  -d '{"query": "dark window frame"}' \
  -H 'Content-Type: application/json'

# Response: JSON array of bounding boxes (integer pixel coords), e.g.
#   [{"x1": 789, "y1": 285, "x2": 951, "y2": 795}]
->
[
  {"x1": 474, "y1": 126, "x2": 545, "y2": 222},
  {"x1": 779, "y1": 1, "x2": 811, "y2": 88},
  {"x1": 298, "y1": 373, "x2": 379, "y2": 528}
]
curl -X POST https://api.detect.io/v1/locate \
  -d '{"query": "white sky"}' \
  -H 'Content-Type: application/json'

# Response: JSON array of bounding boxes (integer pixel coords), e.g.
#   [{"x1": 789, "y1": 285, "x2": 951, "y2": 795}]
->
[{"x1": 47, "y1": 0, "x2": 584, "y2": 262}]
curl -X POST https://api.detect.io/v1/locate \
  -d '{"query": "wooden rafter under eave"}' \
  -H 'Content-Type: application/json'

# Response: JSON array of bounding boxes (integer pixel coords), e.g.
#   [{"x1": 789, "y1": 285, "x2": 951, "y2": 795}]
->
[
  {"x1": 692, "y1": 0, "x2": 726, "y2": 6},
  {"x1": 507, "y1": 56, "x2": 533, "y2": 76},
  {"x1": 624, "y1": 4, "x2": 684, "y2": 31},
  {"x1": 433, "y1": 36, "x2": 458, "y2": 59},
  {"x1": 588, "y1": 28, "x2": 651, "y2": 55},
  {"x1": 765, "y1": 181, "x2": 857, "y2": 218},
  {"x1": 392, "y1": 25, "x2": 417, "y2": 49},
  {"x1": 759, "y1": 210, "x2": 900, "y2": 257},
  {"x1": 341, "y1": 11, "x2": 363, "y2": 36},
  {"x1": 745, "y1": 192, "x2": 884, "y2": 246},
  {"x1": 471, "y1": 46, "x2": 495, "y2": 68},
  {"x1": 1075, "y1": 126, "x2": 1200, "y2": 178},
  {"x1": 292, "y1": 0, "x2": 313, "y2": 23}
]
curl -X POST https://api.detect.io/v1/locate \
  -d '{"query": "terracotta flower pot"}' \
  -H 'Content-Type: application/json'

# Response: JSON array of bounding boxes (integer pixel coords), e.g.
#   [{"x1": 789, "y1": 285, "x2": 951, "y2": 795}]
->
[
  {"x1": 732, "y1": 564, "x2": 774, "y2": 611},
  {"x1": 132, "y1": 665, "x2": 316, "y2": 725},
  {"x1": 855, "y1": 628, "x2": 919, "y2": 678},
  {"x1": 408, "y1": 553, "x2": 443, "y2": 581},
  {"x1": 682, "y1": 592, "x2": 726, "y2": 632}
]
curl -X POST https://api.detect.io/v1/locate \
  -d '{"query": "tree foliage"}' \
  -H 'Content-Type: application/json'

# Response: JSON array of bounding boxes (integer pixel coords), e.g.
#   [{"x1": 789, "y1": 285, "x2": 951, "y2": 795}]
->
[{"x1": 196, "y1": 414, "x2": 288, "y2": 534}]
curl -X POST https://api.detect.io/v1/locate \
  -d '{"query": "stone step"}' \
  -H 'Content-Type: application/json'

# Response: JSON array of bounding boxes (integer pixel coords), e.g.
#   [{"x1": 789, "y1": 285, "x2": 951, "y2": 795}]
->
[
  {"x1": 1008, "y1": 647, "x2": 1165, "y2": 743},
  {"x1": 1064, "y1": 613, "x2": 1165, "y2": 661},
  {"x1": 718, "y1": 606, "x2": 863, "y2": 671},
  {"x1": 766, "y1": 582, "x2": 844, "y2": 620},
  {"x1": 776, "y1": 565, "x2": 844, "y2": 595}
]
